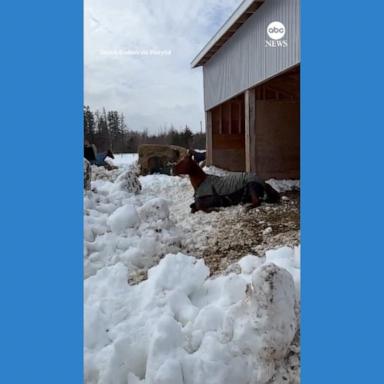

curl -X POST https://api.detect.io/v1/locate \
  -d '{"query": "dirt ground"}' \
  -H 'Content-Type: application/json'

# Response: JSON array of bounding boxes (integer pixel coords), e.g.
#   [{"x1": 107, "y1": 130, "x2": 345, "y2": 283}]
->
[{"x1": 180, "y1": 190, "x2": 300, "y2": 275}]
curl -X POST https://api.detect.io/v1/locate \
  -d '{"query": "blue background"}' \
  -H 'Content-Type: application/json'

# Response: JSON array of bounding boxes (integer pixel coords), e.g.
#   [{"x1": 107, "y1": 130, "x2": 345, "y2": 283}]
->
[
  {"x1": 0, "y1": 1, "x2": 83, "y2": 382},
  {"x1": 301, "y1": 0, "x2": 384, "y2": 382},
  {"x1": 0, "y1": 0, "x2": 383, "y2": 382}
]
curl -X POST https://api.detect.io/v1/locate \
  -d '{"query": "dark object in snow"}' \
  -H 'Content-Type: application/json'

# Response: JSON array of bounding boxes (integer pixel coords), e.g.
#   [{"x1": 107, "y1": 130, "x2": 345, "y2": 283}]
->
[
  {"x1": 138, "y1": 144, "x2": 188, "y2": 175},
  {"x1": 84, "y1": 158, "x2": 91, "y2": 190},
  {"x1": 84, "y1": 142, "x2": 116, "y2": 170},
  {"x1": 173, "y1": 151, "x2": 280, "y2": 213},
  {"x1": 84, "y1": 142, "x2": 97, "y2": 162},
  {"x1": 94, "y1": 150, "x2": 115, "y2": 167}
]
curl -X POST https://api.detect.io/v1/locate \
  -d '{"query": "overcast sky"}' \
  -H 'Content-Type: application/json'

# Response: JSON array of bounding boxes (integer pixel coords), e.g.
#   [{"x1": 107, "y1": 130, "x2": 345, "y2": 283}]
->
[{"x1": 84, "y1": 0, "x2": 240, "y2": 133}]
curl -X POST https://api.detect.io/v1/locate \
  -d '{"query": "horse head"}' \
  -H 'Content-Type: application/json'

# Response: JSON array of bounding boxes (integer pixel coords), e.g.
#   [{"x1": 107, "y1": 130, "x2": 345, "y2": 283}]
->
[
  {"x1": 106, "y1": 149, "x2": 115, "y2": 159},
  {"x1": 172, "y1": 150, "x2": 194, "y2": 176}
]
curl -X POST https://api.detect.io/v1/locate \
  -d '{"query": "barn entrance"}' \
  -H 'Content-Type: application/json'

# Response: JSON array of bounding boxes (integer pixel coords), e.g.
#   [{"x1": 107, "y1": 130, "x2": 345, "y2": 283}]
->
[
  {"x1": 246, "y1": 65, "x2": 300, "y2": 179},
  {"x1": 206, "y1": 65, "x2": 300, "y2": 179},
  {"x1": 208, "y1": 94, "x2": 245, "y2": 171}
]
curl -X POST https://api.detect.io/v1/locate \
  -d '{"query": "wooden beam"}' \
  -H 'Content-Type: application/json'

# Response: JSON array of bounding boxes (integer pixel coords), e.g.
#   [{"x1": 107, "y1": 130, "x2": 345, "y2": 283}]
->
[
  {"x1": 266, "y1": 85, "x2": 297, "y2": 99},
  {"x1": 219, "y1": 104, "x2": 223, "y2": 134},
  {"x1": 228, "y1": 102, "x2": 232, "y2": 134},
  {"x1": 236, "y1": 101, "x2": 241, "y2": 134},
  {"x1": 245, "y1": 89, "x2": 256, "y2": 172},
  {"x1": 238, "y1": 101, "x2": 242, "y2": 134},
  {"x1": 206, "y1": 110, "x2": 213, "y2": 165},
  {"x1": 245, "y1": 91, "x2": 250, "y2": 172}
]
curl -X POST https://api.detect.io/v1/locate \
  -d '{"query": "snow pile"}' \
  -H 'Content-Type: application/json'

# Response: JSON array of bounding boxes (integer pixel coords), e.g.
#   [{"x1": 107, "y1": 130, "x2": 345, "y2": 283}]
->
[
  {"x1": 107, "y1": 205, "x2": 140, "y2": 234},
  {"x1": 114, "y1": 167, "x2": 142, "y2": 194},
  {"x1": 265, "y1": 246, "x2": 301, "y2": 302},
  {"x1": 138, "y1": 198, "x2": 170, "y2": 222},
  {"x1": 85, "y1": 248, "x2": 300, "y2": 384},
  {"x1": 84, "y1": 154, "x2": 300, "y2": 383},
  {"x1": 84, "y1": 161, "x2": 183, "y2": 280},
  {"x1": 266, "y1": 179, "x2": 300, "y2": 193},
  {"x1": 84, "y1": 191, "x2": 182, "y2": 279},
  {"x1": 91, "y1": 165, "x2": 122, "y2": 182}
]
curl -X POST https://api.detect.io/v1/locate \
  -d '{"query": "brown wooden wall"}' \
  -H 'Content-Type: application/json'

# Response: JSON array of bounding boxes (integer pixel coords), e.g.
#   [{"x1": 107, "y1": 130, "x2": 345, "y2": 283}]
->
[
  {"x1": 251, "y1": 66, "x2": 300, "y2": 178},
  {"x1": 254, "y1": 100, "x2": 300, "y2": 179},
  {"x1": 211, "y1": 95, "x2": 245, "y2": 171}
]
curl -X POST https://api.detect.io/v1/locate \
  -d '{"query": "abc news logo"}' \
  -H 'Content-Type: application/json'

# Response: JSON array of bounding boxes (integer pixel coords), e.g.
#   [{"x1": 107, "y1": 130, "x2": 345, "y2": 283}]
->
[{"x1": 265, "y1": 21, "x2": 288, "y2": 48}]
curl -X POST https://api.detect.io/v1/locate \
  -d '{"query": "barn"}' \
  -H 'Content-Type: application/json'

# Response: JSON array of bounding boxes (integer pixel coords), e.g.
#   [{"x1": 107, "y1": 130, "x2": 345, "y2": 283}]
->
[{"x1": 192, "y1": 0, "x2": 300, "y2": 179}]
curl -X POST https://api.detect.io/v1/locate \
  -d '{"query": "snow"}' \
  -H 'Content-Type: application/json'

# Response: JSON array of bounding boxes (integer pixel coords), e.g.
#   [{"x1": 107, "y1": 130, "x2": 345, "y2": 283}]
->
[
  {"x1": 265, "y1": 246, "x2": 301, "y2": 302},
  {"x1": 84, "y1": 154, "x2": 300, "y2": 384},
  {"x1": 107, "y1": 204, "x2": 140, "y2": 234},
  {"x1": 263, "y1": 226, "x2": 273, "y2": 236},
  {"x1": 113, "y1": 153, "x2": 139, "y2": 166},
  {"x1": 266, "y1": 179, "x2": 300, "y2": 193},
  {"x1": 238, "y1": 254, "x2": 265, "y2": 274},
  {"x1": 139, "y1": 198, "x2": 170, "y2": 222},
  {"x1": 85, "y1": 252, "x2": 299, "y2": 384}
]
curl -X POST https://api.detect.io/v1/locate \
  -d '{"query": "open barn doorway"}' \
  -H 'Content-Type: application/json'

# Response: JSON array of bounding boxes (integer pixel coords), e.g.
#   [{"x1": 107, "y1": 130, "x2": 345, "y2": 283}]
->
[
  {"x1": 246, "y1": 65, "x2": 300, "y2": 179},
  {"x1": 208, "y1": 94, "x2": 245, "y2": 171},
  {"x1": 206, "y1": 65, "x2": 300, "y2": 178}
]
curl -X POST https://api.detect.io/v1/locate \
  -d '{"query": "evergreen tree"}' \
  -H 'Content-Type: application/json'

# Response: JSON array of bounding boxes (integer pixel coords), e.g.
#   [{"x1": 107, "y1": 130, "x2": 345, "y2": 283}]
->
[
  {"x1": 119, "y1": 113, "x2": 127, "y2": 152},
  {"x1": 84, "y1": 105, "x2": 95, "y2": 142},
  {"x1": 182, "y1": 125, "x2": 193, "y2": 148},
  {"x1": 83, "y1": 106, "x2": 205, "y2": 153},
  {"x1": 97, "y1": 108, "x2": 110, "y2": 151},
  {"x1": 107, "y1": 111, "x2": 121, "y2": 151}
]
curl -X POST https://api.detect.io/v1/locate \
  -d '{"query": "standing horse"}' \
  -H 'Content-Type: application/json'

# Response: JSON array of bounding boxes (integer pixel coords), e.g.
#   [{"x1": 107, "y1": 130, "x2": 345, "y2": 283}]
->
[{"x1": 172, "y1": 152, "x2": 280, "y2": 213}]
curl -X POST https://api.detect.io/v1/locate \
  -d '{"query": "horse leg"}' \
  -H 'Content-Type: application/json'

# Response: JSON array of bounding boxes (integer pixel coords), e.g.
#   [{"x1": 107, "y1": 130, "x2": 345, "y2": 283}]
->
[
  {"x1": 193, "y1": 196, "x2": 220, "y2": 213},
  {"x1": 190, "y1": 202, "x2": 198, "y2": 213},
  {"x1": 264, "y1": 183, "x2": 281, "y2": 203},
  {"x1": 247, "y1": 182, "x2": 263, "y2": 208}
]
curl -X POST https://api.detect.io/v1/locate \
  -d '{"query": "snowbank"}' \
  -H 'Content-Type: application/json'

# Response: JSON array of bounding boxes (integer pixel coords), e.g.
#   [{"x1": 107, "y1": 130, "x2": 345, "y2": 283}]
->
[
  {"x1": 85, "y1": 249, "x2": 300, "y2": 384},
  {"x1": 266, "y1": 179, "x2": 300, "y2": 193}
]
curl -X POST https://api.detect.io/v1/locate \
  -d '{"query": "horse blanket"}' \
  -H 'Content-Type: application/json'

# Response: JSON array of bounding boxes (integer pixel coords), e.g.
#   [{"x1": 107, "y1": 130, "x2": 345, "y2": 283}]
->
[{"x1": 195, "y1": 173, "x2": 266, "y2": 200}]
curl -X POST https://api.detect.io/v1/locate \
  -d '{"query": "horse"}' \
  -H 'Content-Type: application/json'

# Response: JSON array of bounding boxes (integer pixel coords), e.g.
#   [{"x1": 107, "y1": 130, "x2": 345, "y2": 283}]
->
[
  {"x1": 94, "y1": 149, "x2": 116, "y2": 170},
  {"x1": 172, "y1": 152, "x2": 280, "y2": 213},
  {"x1": 84, "y1": 142, "x2": 116, "y2": 169}
]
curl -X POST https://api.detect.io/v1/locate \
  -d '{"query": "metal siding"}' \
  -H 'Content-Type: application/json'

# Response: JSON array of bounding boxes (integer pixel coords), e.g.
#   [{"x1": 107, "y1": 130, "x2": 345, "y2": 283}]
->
[{"x1": 203, "y1": 0, "x2": 300, "y2": 110}]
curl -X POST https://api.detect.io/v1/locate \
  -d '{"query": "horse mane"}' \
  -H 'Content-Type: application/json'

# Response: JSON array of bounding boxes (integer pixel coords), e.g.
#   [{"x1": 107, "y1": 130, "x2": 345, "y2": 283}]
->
[
  {"x1": 189, "y1": 158, "x2": 204, "y2": 173},
  {"x1": 186, "y1": 157, "x2": 207, "y2": 190}
]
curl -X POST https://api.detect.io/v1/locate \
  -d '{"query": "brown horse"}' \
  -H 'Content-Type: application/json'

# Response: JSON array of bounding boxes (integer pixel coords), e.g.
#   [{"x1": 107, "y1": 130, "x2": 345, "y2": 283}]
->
[{"x1": 173, "y1": 152, "x2": 280, "y2": 213}]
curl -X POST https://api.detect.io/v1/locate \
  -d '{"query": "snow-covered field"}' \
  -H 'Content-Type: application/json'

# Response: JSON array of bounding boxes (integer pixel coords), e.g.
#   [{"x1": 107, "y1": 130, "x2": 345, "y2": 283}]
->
[
  {"x1": 113, "y1": 153, "x2": 139, "y2": 166},
  {"x1": 84, "y1": 154, "x2": 301, "y2": 384}
]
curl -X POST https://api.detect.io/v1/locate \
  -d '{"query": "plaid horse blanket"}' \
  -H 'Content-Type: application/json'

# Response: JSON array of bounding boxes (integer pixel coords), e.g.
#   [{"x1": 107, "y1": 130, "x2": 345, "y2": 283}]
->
[{"x1": 194, "y1": 173, "x2": 265, "y2": 199}]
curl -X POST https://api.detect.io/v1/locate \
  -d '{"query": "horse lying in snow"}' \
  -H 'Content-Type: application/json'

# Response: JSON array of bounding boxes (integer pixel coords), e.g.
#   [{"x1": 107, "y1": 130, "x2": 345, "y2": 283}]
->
[{"x1": 172, "y1": 152, "x2": 280, "y2": 213}]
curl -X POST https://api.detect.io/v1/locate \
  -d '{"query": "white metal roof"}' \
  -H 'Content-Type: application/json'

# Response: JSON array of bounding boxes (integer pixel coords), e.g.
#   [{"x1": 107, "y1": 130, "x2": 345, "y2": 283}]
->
[{"x1": 191, "y1": 0, "x2": 265, "y2": 68}]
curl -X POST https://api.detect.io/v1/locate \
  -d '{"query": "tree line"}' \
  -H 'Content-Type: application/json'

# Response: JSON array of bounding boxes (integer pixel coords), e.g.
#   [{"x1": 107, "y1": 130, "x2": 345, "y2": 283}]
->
[{"x1": 84, "y1": 106, "x2": 206, "y2": 153}]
